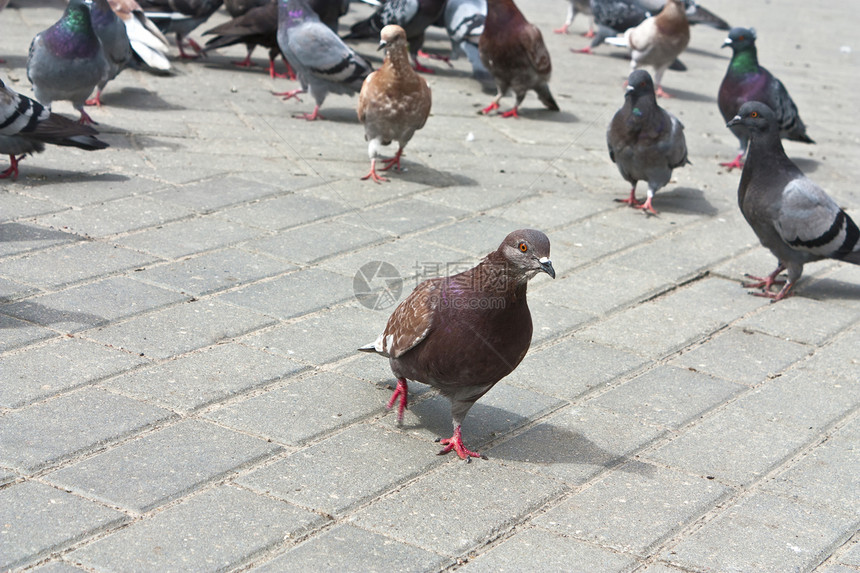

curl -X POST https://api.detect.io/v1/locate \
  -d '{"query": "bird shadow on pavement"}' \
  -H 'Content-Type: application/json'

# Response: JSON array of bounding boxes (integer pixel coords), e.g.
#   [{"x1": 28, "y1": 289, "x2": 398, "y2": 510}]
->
[
  {"x1": 659, "y1": 86, "x2": 714, "y2": 103},
  {"x1": 0, "y1": 300, "x2": 105, "y2": 331},
  {"x1": 799, "y1": 278, "x2": 860, "y2": 302},
  {"x1": 97, "y1": 87, "x2": 185, "y2": 111},
  {"x1": 13, "y1": 170, "x2": 129, "y2": 187},
  {"x1": 652, "y1": 186, "x2": 718, "y2": 216},
  {"x1": 790, "y1": 156, "x2": 819, "y2": 174},
  {"x1": 387, "y1": 162, "x2": 478, "y2": 187}
]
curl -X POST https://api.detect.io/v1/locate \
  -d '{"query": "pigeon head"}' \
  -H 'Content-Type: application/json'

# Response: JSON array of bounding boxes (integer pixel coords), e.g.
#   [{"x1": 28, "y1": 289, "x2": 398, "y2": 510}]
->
[
  {"x1": 378, "y1": 25, "x2": 407, "y2": 52},
  {"x1": 625, "y1": 70, "x2": 656, "y2": 101},
  {"x1": 496, "y1": 229, "x2": 555, "y2": 280},
  {"x1": 281, "y1": 0, "x2": 318, "y2": 26},
  {"x1": 727, "y1": 101, "x2": 777, "y2": 134},
  {"x1": 722, "y1": 27, "x2": 756, "y2": 51}
]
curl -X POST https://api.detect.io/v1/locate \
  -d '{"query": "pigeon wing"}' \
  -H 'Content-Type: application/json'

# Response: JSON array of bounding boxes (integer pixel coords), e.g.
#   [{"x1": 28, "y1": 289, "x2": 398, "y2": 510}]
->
[{"x1": 775, "y1": 177, "x2": 856, "y2": 258}]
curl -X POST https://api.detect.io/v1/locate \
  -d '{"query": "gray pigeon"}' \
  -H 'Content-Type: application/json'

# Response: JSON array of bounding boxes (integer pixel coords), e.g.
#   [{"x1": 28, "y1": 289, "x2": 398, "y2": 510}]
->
[
  {"x1": 437, "y1": 0, "x2": 489, "y2": 80},
  {"x1": 138, "y1": 0, "x2": 224, "y2": 59},
  {"x1": 554, "y1": 0, "x2": 592, "y2": 36},
  {"x1": 27, "y1": 0, "x2": 110, "y2": 125},
  {"x1": 276, "y1": 0, "x2": 372, "y2": 121},
  {"x1": 88, "y1": 0, "x2": 133, "y2": 107},
  {"x1": 728, "y1": 102, "x2": 859, "y2": 301},
  {"x1": 0, "y1": 77, "x2": 109, "y2": 179},
  {"x1": 360, "y1": 229, "x2": 555, "y2": 460},
  {"x1": 718, "y1": 27, "x2": 813, "y2": 170},
  {"x1": 607, "y1": 69, "x2": 689, "y2": 215}
]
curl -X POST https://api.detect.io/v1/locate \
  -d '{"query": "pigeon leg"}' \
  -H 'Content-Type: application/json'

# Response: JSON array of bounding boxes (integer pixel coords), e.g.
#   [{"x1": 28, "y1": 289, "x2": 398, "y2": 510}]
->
[
  {"x1": 417, "y1": 50, "x2": 452, "y2": 67},
  {"x1": 232, "y1": 47, "x2": 256, "y2": 68},
  {"x1": 379, "y1": 147, "x2": 403, "y2": 172},
  {"x1": 634, "y1": 195, "x2": 659, "y2": 215},
  {"x1": 654, "y1": 85, "x2": 673, "y2": 98},
  {"x1": 436, "y1": 426, "x2": 483, "y2": 460},
  {"x1": 267, "y1": 56, "x2": 288, "y2": 79},
  {"x1": 294, "y1": 105, "x2": 323, "y2": 121},
  {"x1": 481, "y1": 101, "x2": 500, "y2": 115},
  {"x1": 78, "y1": 108, "x2": 97, "y2": 125},
  {"x1": 84, "y1": 89, "x2": 103, "y2": 107},
  {"x1": 361, "y1": 158, "x2": 389, "y2": 183},
  {"x1": 573, "y1": 46, "x2": 593, "y2": 54},
  {"x1": 0, "y1": 154, "x2": 23, "y2": 180},
  {"x1": 274, "y1": 88, "x2": 304, "y2": 101},
  {"x1": 720, "y1": 153, "x2": 745, "y2": 170},
  {"x1": 615, "y1": 187, "x2": 641, "y2": 206},
  {"x1": 385, "y1": 378, "x2": 408, "y2": 422},
  {"x1": 412, "y1": 59, "x2": 436, "y2": 74},
  {"x1": 553, "y1": 23, "x2": 570, "y2": 34},
  {"x1": 500, "y1": 106, "x2": 519, "y2": 118},
  {"x1": 583, "y1": 24, "x2": 595, "y2": 38}
]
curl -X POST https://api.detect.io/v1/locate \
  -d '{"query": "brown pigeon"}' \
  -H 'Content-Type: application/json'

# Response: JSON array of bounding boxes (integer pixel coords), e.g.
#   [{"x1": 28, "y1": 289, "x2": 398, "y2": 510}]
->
[
  {"x1": 479, "y1": 0, "x2": 559, "y2": 118},
  {"x1": 606, "y1": 0, "x2": 689, "y2": 98},
  {"x1": 360, "y1": 229, "x2": 555, "y2": 460},
  {"x1": 357, "y1": 25, "x2": 432, "y2": 183}
]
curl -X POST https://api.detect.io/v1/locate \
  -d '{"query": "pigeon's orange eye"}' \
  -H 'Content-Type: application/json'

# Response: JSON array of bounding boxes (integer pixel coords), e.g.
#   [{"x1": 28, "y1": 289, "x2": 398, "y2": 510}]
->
[
  {"x1": 739, "y1": 35, "x2": 745, "y2": 41},
  {"x1": 519, "y1": 243, "x2": 528, "y2": 252},
  {"x1": 751, "y1": 111, "x2": 758, "y2": 118}
]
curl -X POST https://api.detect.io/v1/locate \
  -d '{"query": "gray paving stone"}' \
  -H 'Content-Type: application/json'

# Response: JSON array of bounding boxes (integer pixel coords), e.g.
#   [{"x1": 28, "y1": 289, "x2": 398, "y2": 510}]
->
[
  {"x1": 218, "y1": 268, "x2": 353, "y2": 320},
  {"x1": 247, "y1": 219, "x2": 383, "y2": 264},
  {"x1": 204, "y1": 371, "x2": 384, "y2": 446},
  {"x1": 592, "y1": 365, "x2": 744, "y2": 429},
  {"x1": 489, "y1": 192, "x2": 612, "y2": 231},
  {"x1": 32, "y1": 195, "x2": 195, "y2": 238},
  {"x1": 762, "y1": 430, "x2": 860, "y2": 514},
  {"x1": 664, "y1": 493, "x2": 857, "y2": 573},
  {"x1": 70, "y1": 485, "x2": 324, "y2": 573},
  {"x1": 86, "y1": 299, "x2": 275, "y2": 359},
  {"x1": 0, "y1": 191, "x2": 65, "y2": 222},
  {"x1": 789, "y1": 325, "x2": 860, "y2": 384},
  {"x1": 0, "y1": 221, "x2": 79, "y2": 258},
  {"x1": 0, "y1": 481, "x2": 126, "y2": 571},
  {"x1": 219, "y1": 193, "x2": 351, "y2": 231},
  {"x1": 420, "y1": 183, "x2": 538, "y2": 212},
  {"x1": 0, "y1": 275, "x2": 38, "y2": 302},
  {"x1": 817, "y1": 565, "x2": 858, "y2": 573},
  {"x1": 536, "y1": 462, "x2": 731, "y2": 555},
  {"x1": 803, "y1": 263, "x2": 860, "y2": 309},
  {"x1": 420, "y1": 215, "x2": 527, "y2": 257},
  {"x1": 736, "y1": 296, "x2": 860, "y2": 345},
  {"x1": 839, "y1": 539, "x2": 860, "y2": 566},
  {"x1": 238, "y1": 424, "x2": 440, "y2": 516},
  {"x1": 0, "y1": 313, "x2": 57, "y2": 353},
  {"x1": 0, "y1": 336, "x2": 148, "y2": 408},
  {"x1": 488, "y1": 405, "x2": 665, "y2": 485},
  {"x1": 671, "y1": 327, "x2": 812, "y2": 385},
  {"x1": 13, "y1": 172, "x2": 146, "y2": 207},
  {"x1": 251, "y1": 524, "x2": 448, "y2": 573},
  {"x1": 355, "y1": 197, "x2": 467, "y2": 236},
  {"x1": 0, "y1": 387, "x2": 173, "y2": 473},
  {"x1": 508, "y1": 337, "x2": 648, "y2": 401},
  {"x1": 134, "y1": 247, "x2": 296, "y2": 296},
  {"x1": 150, "y1": 176, "x2": 286, "y2": 212},
  {"x1": 459, "y1": 527, "x2": 635, "y2": 572},
  {"x1": 46, "y1": 420, "x2": 280, "y2": 512},
  {"x1": 28, "y1": 561, "x2": 90, "y2": 573},
  {"x1": 0, "y1": 241, "x2": 159, "y2": 289},
  {"x1": 352, "y1": 462, "x2": 566, "y2": 556},
  {"x1": 114, "y1": 215, "x2": 263, "y2": 259},
  {"x1": 635, "y1": 564, "x2": 690, "y2": 573},
  {"x1": 547, "y1": 218, "x2": 656, "y2": 274},
  {"x1": 648, "y1": 397, "x2": 820, "y2": 487},
  {"x1": 576, "y1": 277, "x2": 767, "y2": 359},
  {"x1": 528, "y1": 296, "x2": 596, "y2": 343},
  {"x1": 106, "y1": 343, "x2": 304, "y2": 413},
  {"x1": 0, "y1": 276, "x2": 188, "y2": 332},
  {"x1": 245, "y1": 304, "x2": 381, "y2": 365}
]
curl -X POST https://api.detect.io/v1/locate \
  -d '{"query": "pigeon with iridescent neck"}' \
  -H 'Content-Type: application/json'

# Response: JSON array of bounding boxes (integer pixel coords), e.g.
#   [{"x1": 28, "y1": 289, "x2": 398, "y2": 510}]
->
[
  {"x1": 27, "y1": 0, "x2": 110, "y2": 125},
  {"x1": 360, "y1": 229, "x2": 555, "y2": 461}
]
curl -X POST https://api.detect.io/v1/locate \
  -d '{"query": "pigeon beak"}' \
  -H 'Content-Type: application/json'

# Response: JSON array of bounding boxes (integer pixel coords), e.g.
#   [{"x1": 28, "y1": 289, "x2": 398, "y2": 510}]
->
[
  {"x1": 721, "y1": 38, "x2": 731, "y2": 49},
  {"x1": 538, "y1": 257, "x2": 555, "y2": 279},
  {"x1": 727, "y1": 114, "x2": 742, "y2": 127},
  {"x1": 625, "y1": 84, "x2": 635, "y2": 94},
  {"x1": 377, "y1": 40, "x2": 388, "y2": 52}
]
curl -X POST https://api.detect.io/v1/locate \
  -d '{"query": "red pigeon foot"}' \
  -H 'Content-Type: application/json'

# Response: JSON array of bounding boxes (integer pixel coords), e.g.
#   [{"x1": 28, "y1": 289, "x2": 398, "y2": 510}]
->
[
  {"x1": 412, "y1": 60, "x2": 435, "y2": 74},
  {"x1": 232, "y1": 56, "x2": 255, "y2": 68},
  {"x1": 294, "y1": 106, "x2": 322, "y2": 121},
  {"x1": 361, "y1": 159, "x2": 389, "y2": 183},
  {"x1": 436, "y1": 426, "x2": 484, "y2": 461},
  {"x1": 274, "y1": 88, "x2": 304, "y2": 102},
  {"x1": 379, "y1": 149, "x2": 403, "y2": 172},
  {"x1": 267, "y1": 58, "x2": 287, "y2": 79},
  {"x1": 500, "y1": 107, "x2": 519, "y2": 118},
  {"x1": 583, "y1": 28, "x2": 595, "y2": 38},
  {"x1": 0, "y1": 155, "x2": 24, "y2": 180},
  {"x1": 573, "y1": 46, "x2": 593, "y2": 54},
  {"x1": 84, "y1": 90, "x2": 103, "y2": 107},
  {"x1": 742, "y1": 265, "x2": 786, "y2": 292},
  {"x1": 481, "y1": 101, "x2": 500, "y2": 115},
  {"x1": 553, "y1": 24, "x2": 570, "y2": 34},
  {"x1": 655, "y1": 86, "x2": 673, "y2": 98},
  {"x1": 634, "y1": 196, "x2": 659, "y2": 215},
  {"x1": 78, "y1": 109, "x2": 97, "y2": 125},
  {"x1": 386, "y1": 378, "x2": 408, "y2": 422},
  {"x1": 614, "y1": 188, "x2": 641, "y2": 207},
  {"x1": 749, "y1": 282, "x2": 794, "y2": 301},
  {"x1": 417, "y1": 50, "x2": 452, "y2": 67},
  {"x1": 720, "y1": 154, "x2": 744, "y2": 170}
]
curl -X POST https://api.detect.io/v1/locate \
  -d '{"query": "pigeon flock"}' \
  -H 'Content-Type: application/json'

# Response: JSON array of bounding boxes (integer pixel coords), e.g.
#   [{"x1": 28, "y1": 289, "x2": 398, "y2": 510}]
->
[{"x1": 1, "y1": 0, "x2": 857, "y2": 460}]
